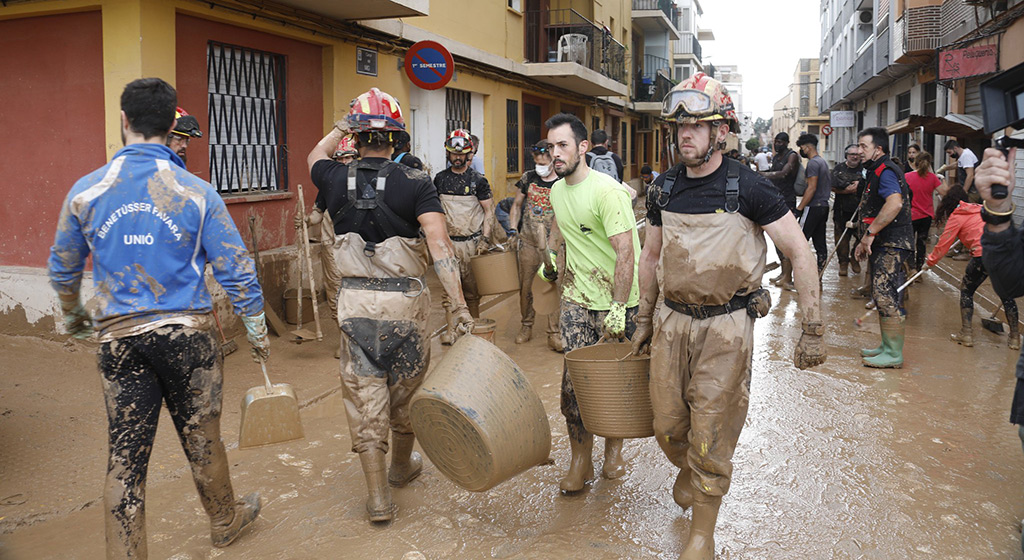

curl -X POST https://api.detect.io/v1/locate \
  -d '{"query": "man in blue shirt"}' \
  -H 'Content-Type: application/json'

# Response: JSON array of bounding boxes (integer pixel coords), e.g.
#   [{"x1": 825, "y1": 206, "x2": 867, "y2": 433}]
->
[
  {"x1": 48, "y1": 78, "x2": 265, "y2": 557},
  {"x1": 854, "y1": 127, "x2": 914, "y2": 368}
]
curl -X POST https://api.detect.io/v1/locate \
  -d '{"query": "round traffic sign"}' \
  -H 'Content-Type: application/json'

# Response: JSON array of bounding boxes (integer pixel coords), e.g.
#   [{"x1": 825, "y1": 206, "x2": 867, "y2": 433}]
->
[
  {"x1": 821, "y1": 125, "x2": 834, "y2": 137},
  {"x1": 404, "y1": 40, "x2": 455, "y2": 90}
]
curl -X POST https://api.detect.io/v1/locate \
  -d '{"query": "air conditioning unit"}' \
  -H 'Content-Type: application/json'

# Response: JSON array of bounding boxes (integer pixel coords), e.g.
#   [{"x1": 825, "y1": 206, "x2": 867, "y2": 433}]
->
[{"x1": 858, "y1": 9, "x2": 873, "y2": 25}]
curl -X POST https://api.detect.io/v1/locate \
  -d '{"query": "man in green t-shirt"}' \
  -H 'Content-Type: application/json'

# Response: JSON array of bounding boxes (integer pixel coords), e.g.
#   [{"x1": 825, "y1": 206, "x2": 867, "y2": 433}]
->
[{"x1": 539, "y1": 112, "x2": 641, "y2": 494}]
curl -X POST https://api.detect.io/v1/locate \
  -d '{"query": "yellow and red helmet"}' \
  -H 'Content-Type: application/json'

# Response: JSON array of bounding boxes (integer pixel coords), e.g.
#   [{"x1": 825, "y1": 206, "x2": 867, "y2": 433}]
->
[
  {"x1": 661, "y1": 73, "x2": 739, "y2": 133},
  {"x1": 444, "y1": 129, "x2": 474, "y2": 154},
  {"x1": 347, "y1": 88, "x2": 405, "y2": 132},
  {"x1": 333, "y1": 135, "x2": 358, "y2": 159},
  {"x1": 172, "y1": 106, "x2": 203, "y2": 138}
]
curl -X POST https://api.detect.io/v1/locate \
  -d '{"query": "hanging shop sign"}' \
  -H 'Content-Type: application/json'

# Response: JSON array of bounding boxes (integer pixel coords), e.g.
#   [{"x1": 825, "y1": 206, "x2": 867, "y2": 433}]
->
[
  {"x1": 830, "y1": 111, "x2": 855, "y2": 128},
  {"x1": 405, "y1": 40, "x2": 455, "y2": 90},
  {"x1": 938, "y1": 43, "x2": 998, "y2": 81}
]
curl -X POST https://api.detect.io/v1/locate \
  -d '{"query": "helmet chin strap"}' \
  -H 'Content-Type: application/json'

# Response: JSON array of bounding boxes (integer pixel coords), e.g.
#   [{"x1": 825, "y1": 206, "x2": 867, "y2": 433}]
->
[{"x1": 683, "y1": 124, "x2": 718, "y2": 168}]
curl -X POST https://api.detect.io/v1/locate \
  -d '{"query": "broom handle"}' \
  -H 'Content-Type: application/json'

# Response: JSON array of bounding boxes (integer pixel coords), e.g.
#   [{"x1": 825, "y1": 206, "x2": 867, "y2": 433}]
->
[
  {"x1": 259, "y1": 359, "x2": 273, "y2": 393},
  {"x1": 295, "y1": 199, "x2": 304, "y2": 331},
  {"x1": 819, "y1": 207, "x2": 860, "y2": 280},
  {"x1": 297, "y1": 184, "x2": 323, "y2": 340}
]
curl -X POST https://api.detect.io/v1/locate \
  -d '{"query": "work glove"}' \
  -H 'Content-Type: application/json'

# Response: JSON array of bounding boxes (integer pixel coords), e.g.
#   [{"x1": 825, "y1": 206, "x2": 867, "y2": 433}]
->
[
  {"x1": 475, "y1": 236, "x2": 491, "y2": 256},
  {"x1": 630, "y1": 314, "x2": 653, "y2": 356},
  {"x1": 793, "y1": 321, "x2": 827, "y2": 370},
  {"x1": 450, "y1": 305, "x2": 475, "y2": 340},
  {"x1": 537, "y1": 250, "x2": 558, "y2": 282},
  {"x1": 293, "y1": 208, "x2": 324, "y2": 230},
  {"x1": 602, "y1": 301, "x2": 628, "y2": 340},
  {"x1": 242, "y1": 312, "x2": 271, "y2": 363},
  {"x1": 59, "y1": 297, "x2": 93, "y2": 340}
]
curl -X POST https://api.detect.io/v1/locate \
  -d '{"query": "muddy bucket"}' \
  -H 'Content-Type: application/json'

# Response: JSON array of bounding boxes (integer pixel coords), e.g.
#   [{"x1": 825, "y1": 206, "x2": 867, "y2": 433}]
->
[
  {"x1": 472, "y1": 318, "x2": 496, "y2": 343},
  {"x1": 283, "y1": 288, "x2": 316, "y2": 325},
  {"x1": 410, "y1": 335, "x2": 550, "y2": 492},
  {"x1": 470, "y1": 250, "x2": 519, "y2": 296},
  {"x1": 565, "y1": 342, "x2": 654, "y2": 438}
]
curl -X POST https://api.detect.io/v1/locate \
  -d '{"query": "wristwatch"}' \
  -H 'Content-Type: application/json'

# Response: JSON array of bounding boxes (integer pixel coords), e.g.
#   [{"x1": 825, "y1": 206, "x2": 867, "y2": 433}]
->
[
  {"x1": 802, "y1": 321, "x2": 825, "y2": 336},
  {"x1": 981, "y1": 202, "x2": 1014, "y2": 225}
]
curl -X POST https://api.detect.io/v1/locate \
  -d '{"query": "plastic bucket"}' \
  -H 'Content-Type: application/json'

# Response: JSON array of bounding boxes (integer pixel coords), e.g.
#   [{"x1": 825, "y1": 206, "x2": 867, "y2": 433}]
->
[
  {"x1": 531, "y1": 273, "x2": 560, "y2": 316},
  {"x1": 565, "y1": 342, "x2": 654, "y2": 438},
  {"x1": 410, "y1": 335, "x2": 551, "y2": 492},
  {"x1": 470, "y1": 250, "x2": 519, "y2": 296},
  {"x1": 283, "y1": 288, "x2": 315, "y2": 325},
  {"x1": 472, "y1": 318, "x2": 496, "y2": 343}
]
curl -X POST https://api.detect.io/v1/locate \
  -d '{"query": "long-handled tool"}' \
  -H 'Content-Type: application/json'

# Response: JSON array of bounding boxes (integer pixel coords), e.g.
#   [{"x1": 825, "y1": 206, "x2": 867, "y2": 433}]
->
[
  {"x1": 239, "y1": 358, "x2": 304, "y2": 448},
  {"x1": 981, "y1": 304, "x2": 1006, "y2": 334},
  {"x1": 429, "y1": 291, "x2": 518, "y2": 340},
  {"x1": 853, "y1": 240, "x2": 962, "y2": 327},
  {"x1": 211, "y1": 308, "x2": 239, "y2": 356},
  {"x1": 248, "y1": 216, "x2": 290, "y2": 337},
  {"x1": 289, "y1": 184, "x2": 321, "y2": 344},
  {"x1": 819, "y1": 208, "x2": 860, "y2": 280}
]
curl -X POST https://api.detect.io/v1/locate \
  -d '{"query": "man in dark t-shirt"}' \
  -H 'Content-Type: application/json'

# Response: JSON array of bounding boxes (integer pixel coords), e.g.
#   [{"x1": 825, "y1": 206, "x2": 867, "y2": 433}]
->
[
  {"x1": 391, "y1": 131, "x2": 425, "y2": 172},
  {"x1": 831, "y1": 144, "x2": 864, "y2": 276},
  {"x1": 760, "y1": 132, "x2": 801, "y2": 289}
]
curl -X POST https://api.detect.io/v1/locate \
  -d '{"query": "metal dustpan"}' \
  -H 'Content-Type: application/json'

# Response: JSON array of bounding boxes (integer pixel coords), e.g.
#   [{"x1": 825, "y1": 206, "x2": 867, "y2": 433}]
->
[{"x1": 239, "y1": 359, "x2": 304, "y2": 448}]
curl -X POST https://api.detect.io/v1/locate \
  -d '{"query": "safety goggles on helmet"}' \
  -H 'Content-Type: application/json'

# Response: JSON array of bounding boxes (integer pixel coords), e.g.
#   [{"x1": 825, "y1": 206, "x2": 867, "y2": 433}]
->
[
  {"x1": 661, "y1": 89, "x2": 717, "y2": 120},
  {"x1": 445, "y1": 132, "x2": 474, "y2": 154},
  {"x1": 530, "y1": 144, "x2": 551, "y2": 154}
]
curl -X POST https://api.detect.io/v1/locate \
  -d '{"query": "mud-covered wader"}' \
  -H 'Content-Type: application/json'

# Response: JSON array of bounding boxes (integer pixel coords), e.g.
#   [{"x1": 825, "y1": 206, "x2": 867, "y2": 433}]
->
[
  {"x1": 649, "y1": 166, "x2": 765, "y2": 499},
  {"x1": 518, "y1": 187, "x2": 559, "y2": 336},
  {"x1": 439, "y1": 191, "x2": 485, "y2": 316},
  {"x1": 319, "y1": 208, "x2": 342, "y2": 315},
  {"x1": 862, "y1": 158, "x2": 914, "y2": 317},
  {"x1": 98, "y1": 324, "x2": 236, "y2": 559}
]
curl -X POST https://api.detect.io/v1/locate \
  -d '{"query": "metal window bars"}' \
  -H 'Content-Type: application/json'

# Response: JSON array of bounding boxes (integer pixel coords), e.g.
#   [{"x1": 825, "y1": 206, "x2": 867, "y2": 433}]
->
[
  {"x1": 506, "y1": 99, "x2": 520, "y2": 174},
  {"x1": 445, "y1": 88, "x2": 471, "y2": 135},
  {"x1": 207, "y1": 41, "x2": 287, "y2": 194}
]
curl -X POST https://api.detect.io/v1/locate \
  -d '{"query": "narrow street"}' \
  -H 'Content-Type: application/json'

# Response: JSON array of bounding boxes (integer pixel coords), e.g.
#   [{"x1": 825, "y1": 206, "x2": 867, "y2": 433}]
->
[{"x1": 3, "y1": 245, "x2": 1023, "y2": 559}]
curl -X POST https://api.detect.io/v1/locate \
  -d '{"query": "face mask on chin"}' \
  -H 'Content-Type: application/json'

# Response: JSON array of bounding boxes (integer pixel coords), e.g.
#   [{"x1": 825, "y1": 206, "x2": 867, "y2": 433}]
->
[{"x1": 535, "y1": 164, "x2": 551, "y2": 176}]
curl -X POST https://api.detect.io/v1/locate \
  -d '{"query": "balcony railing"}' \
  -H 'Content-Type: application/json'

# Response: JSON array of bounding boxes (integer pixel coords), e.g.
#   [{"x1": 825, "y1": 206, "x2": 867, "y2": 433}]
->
[
  {"x1": 636, "y1": 70, "x2": 675, "y2": 104},
  {"x1": 672, "y1": 32, "x2": 702, "y2": 64},
  {"x1": 633, "y1": 0, "x2": 673, "y2": 21},
  {"x1": 524, "y1": 9, "x2": 627, "y2": 84}
]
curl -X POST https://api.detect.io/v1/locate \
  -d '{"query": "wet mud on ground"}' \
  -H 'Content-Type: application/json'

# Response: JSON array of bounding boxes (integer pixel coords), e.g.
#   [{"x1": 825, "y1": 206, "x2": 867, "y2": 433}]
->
[{"x1": 2, "y1": 239, "x2": 1023, "y2": 559}]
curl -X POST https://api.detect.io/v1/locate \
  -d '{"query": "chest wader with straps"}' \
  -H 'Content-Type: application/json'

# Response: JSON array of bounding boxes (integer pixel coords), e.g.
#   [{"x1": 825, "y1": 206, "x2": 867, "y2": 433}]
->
[
  {"x1": 437, "y1": 174, "x2": 485, "y2": 329},
  {"x1": 647, "y1": 160, "x2": 764, "y2": 523},
  {"x1": 329, "y1": 160, "x2": 432, "y2": 512}
]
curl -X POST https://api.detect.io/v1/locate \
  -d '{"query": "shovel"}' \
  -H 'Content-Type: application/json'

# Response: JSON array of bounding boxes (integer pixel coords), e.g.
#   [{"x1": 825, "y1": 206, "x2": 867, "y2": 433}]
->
[
  {"x1": 290, "y1": 184, "x2": 322, "y2": 344},
  {"x1": 981, "y1": 304, "x2": 1005, "y2": 334},
  {"x1": 239, "y1": 358, "x2": 304, "y2": 448}
]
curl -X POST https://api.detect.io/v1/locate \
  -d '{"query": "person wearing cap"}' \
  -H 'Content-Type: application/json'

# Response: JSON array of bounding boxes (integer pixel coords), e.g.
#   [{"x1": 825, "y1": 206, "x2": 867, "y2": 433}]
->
[
  {"x1": 633, "y1": 73, "x2": 825, "y2": 559},
  {"x1": 166, "y1": 106, "x2": 203, "y2": 166},
  {"x1": 509, "y1": 140, "x2": 563, "y2": 351}
]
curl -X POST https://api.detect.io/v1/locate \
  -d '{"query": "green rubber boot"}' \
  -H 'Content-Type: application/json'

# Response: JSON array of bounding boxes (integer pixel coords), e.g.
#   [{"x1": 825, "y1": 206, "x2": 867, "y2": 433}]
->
[
  {"x1": 860, "y1": 341, "x2": 884, "y2": 358},
  {"x1": 863, "y1": 316, "x2": 904, "y2": 368}
]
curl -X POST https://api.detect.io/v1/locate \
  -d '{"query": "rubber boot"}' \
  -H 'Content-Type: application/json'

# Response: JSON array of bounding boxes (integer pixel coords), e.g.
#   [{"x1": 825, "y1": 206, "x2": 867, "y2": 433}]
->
[
  {"x1": 672, "y1": 465, "x2": 694, "y2": 510},
  {"x1": 950, "y1": 307, "x2": 974, "y2": 347},
  {"x1": 559, "y1": 435, "x2": 594, "y2": 493},
  {"x1": 602, "y1": 438, "x2": 626, "y2": 479},
  {"x1": 778, "y1": 258, "x2": 795, "y2": 292},
  {"x1": 838, "y1": 262, "x2": 848, "y2": 277},
  {"x1": 388, "y1": 432, "x2": 423, "y2": 488},
  {"x1": 1010, "y1": 323, "x2": 1021, "y2": 351},
  {"x1": 359, "y1": 450, "x2": 395, "y2": 522},
  {"x1": 211, "y1": 493, "x2": 261, "y2": 548},
  {"x1": 850, "y1": 258, "x2": 861, "y2": 274},
  {"x1": 860, "y1": 340, "x2": 884, "y2": 358},
  {"x1": 679, "y1": 496, "x2": 721, "y2": 560},
  {"x1": 863, "y1": 316, "x2": 904, "y2": 368},
  {"x1": 515, "y1": 324, "x2": 532, "y2": 344},
  {"x1": 548, "y1": 333, "x2": 564, "y2": 353}
]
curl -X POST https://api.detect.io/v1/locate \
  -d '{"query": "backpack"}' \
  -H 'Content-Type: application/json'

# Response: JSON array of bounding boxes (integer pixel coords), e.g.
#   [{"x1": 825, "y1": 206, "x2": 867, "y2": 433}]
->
[
  {"x1": 587, "y1": 151, "x2": 619, "y2": 181},
  {"x1": 792, "y1": 151, "x2": 808, "y2": 196}
]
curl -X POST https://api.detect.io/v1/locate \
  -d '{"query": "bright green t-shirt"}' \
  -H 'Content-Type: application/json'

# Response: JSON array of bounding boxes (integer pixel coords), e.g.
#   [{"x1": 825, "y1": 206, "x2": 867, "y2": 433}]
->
[{"x1": 550, "y1": 169, "x2": 640, "y2": 310}]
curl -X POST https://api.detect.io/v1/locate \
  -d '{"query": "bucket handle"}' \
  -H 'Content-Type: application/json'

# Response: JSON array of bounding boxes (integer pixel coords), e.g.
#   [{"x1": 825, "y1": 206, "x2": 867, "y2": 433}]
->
[{"x1": 596, "y1": 336, "x2": 633, "y2": 362}]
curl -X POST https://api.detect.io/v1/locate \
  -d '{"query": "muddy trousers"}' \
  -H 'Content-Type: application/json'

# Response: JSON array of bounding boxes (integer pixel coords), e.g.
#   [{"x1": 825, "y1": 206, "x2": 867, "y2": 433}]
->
[
  {"x1": 98, "y1": 326, "x2": 235, "y2": 560},
  {"x1": 318, "y1": 218, "x2": 342, "y2": 316},
  {"x1": 832, "y1": 208, "x2": 860, "y2": 266},
  {"x1": 799, "y1": 206, "x2": 829, "y2": 271},
  {"x1": 870, "y1": 247, "x2": 911, "y2": 317},
  {"x1": 517, "y1": 241, "x2": 559, "y2": 335},
  {"x1": 441, "y1": 238, "x2": 480, "y2": 317},
  {"x1": 559, "y1": 300, "x2": 638, "y2": 442},
  {"x1": 649, "y1": 307, "x2": 753, "y2": 499},
  {"x1": 911, "y1": 217, "x2": 932, "y2": 271},
  {"x1": 960, "y1": 257, "x2": 1019, "y2": 325}
]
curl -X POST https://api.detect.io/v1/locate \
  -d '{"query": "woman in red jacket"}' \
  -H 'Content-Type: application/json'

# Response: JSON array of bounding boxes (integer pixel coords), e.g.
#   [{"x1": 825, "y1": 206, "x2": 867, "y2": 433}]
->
[{"x1": 926, "y1": 183, "x2": 1020, "y2": 349}]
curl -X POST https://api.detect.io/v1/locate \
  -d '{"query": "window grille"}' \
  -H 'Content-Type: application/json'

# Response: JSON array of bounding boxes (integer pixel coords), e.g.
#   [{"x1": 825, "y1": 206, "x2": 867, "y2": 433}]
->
[
  {"x1": 445, "y1": 88, "x2": 471, "y2": 134},
  {"x1": 506, "y1": 99, "x2": 520, "y2": 174},
  {"x1": 207, "y1": 41, "x2": 287, "y2": 193},
  {"x1": 523, "y1": 103, "x2": 542, "y2": 171},
  {"x1": 896, "y1": 91, "x2": 911, "y2": 120}
]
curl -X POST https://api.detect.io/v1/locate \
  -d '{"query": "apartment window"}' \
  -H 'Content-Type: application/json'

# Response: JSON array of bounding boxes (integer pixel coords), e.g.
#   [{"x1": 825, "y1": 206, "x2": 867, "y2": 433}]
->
[
  {"x1": 523, "y1": 103, "x2": 542, "y2": 172},
  {"x1": 896, "y1": 91, "x2": 911, "y2": 120},
  {"x1": 923, "y1": 82, "x2": 937, "y2": 117},
  {"x1": 507, "y1": 0, "x2": 521, "y2": 11},
  {"x1": 808, "y1": 125, "x2": 820, "y2": 135},
  {"x1": 630, "y1": 122, "x2": 638, "y2": 168},
  {"x1": 207, "y1": 41, "x2": 287, "y2": 193},
  {"x1": 800, "y1": 59, "x2": 811, "y2": 72},
  {"x1": 877, "y1": 100, "x2": 888, "y2": 126},
  {"x1": 506, "y1": 100, "x2": 519, "y2": 174},
  {"x1": 445, "y1": 88, "x2": 471, "y2": 134},
  {"x1": 592, "y1": 116, "x2": 600, "y2": 134}
]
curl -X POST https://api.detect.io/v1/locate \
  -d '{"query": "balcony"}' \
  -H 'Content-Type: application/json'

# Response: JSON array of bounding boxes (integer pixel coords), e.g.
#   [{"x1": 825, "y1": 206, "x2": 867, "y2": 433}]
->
[
  {"x1": 273, "y1": 0, "x2": 427, "y2": 20},
  {"x1": 672, "y1": 32, "x2": 702, "y2": 64},
  {"x1": 523, "y1": 9, "x2": 629, "y2": 97},
  {"x1": 632, "y1": 0, "x2": 680, "y2": 40},
  {"x1": 635, "y1": 71, "x2": 675, "y2": 114},
  {"x1": 893, "y1": 7, "x2": 941, "y2": 64}
]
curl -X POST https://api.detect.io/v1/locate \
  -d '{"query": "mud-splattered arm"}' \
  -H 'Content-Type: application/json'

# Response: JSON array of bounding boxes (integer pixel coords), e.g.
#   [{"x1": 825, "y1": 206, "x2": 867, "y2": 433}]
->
[
  {"x1": 479, "y1": 197, "x2": 494, "y2": 239},
  {"x1": 607, "y1": 231, "x2": 635, "y2": 306},
  {"x1": 637, "y1": 224, "x2": 662, "y2": 318},
  {"x1": 307, "y1": 125, "x2": 346, "y2": 172},
  {"x1": 419, "y1": 211, "x2": 467, "y2": 309},
  {"x1": 202, "y1": 194, "x2": 264, "y2": 317},
  {"x1": 764, "y1": 212, "x2": 821, "y2": 324},
  {"x1": 48, "y1": 195, "x2": 90, "y2": 298}
]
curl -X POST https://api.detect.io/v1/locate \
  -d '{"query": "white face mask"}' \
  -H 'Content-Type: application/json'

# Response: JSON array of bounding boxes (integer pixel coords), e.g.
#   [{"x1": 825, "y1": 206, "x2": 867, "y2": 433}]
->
[{"x1": 535, "y1": 164, "x2": 552, "y2": 176}]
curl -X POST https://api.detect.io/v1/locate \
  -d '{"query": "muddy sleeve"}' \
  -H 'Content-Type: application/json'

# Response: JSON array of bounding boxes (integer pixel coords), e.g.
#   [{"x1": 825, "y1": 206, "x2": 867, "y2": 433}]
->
[
  {"x1": 475, "y1": 175, "x2": 493, "y2": 200},
  {"x1": 599, "y1": 185, "x2": 636, "y2": 237},
  {"x1": 645, "y1": 175, "x2": 667, "y2": 227},
  {"x1": 516, "y1": 173, "x2": 530, "y2": 195},
  {"x1": 201, "y1": 192, "x2": 264, "y2": 316},
  {"x1": 47, "y1": 193, "x2": 90, "y2": 297},
  {"x1": 742, "y1": 176, "x2": 791, "y2": 226},
  {"x1": 982, "y1": 223, "x2": 1024, "y2": 299}
]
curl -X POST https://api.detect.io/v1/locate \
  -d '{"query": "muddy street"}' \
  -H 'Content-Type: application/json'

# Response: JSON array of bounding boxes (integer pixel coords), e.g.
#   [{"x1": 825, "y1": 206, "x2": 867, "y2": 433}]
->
[{"x1": 2, "y1": 249, "x2": 1023, "y2": 559}]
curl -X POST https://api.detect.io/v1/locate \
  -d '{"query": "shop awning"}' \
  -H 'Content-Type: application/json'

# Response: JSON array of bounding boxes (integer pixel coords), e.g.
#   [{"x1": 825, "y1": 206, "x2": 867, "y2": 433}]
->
[{"x1": 887, "y1": 113, "x2": 987, "y2": 138}]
